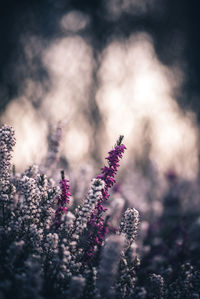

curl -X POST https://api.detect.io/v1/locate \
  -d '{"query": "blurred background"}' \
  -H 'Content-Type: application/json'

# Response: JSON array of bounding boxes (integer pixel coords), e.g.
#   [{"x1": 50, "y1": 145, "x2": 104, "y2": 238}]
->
[{"x1": 0, "y1": 0, "x2": 200, "y2": 179}]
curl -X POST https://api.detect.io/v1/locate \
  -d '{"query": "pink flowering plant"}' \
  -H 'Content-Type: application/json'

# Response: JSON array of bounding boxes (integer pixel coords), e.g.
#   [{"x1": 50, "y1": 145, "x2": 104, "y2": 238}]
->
[
  {"x1": 54, "y1": 170, "x2": 71, "y2": 228},
  {"x1": 85, "y1": 136, "x2": 126, "y2": 261},
  {"x1": 0, "y1": 124, "x2": 200, "y2": 299}
]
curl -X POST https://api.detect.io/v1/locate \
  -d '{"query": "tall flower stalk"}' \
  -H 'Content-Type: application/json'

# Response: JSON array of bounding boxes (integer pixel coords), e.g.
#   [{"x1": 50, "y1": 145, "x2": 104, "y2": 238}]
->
[
  {"x1": 86, "y1": 136, "x2": 126, "y2": 261},
  {"x1": 55, "y1": 170, "x2": 71, "y2": 228},
  {"x1": 117, "y1": 208, "x2": 140, "y2": 297}
]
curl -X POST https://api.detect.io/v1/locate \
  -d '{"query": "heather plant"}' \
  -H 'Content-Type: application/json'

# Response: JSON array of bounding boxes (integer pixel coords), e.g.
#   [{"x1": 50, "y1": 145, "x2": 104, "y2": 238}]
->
[
  {"x1": 54, "y1": 170, "x2": 71, "y2": 228},
  {"x1": 0, "y1": 124, "x2": 200, "y2": 299}
]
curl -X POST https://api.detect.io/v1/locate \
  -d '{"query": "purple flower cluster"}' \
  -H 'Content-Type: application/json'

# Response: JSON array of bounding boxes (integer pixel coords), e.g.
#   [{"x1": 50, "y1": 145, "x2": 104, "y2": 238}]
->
[
  {"x1": 97, "y1": 142, "x2": 127, "y2": 200},
  {"x1": 86, "y1": 137, "x2": 126, "y2": 261},
  {"x1": 55, "y1": 170, "x2": 71, "y2": 228}
]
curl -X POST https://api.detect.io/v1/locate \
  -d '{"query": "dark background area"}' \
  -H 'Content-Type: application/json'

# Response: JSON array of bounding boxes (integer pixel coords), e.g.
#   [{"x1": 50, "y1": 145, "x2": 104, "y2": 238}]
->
[{"x1": 0, "y1": 0, "x2": 200, "y2": 120}]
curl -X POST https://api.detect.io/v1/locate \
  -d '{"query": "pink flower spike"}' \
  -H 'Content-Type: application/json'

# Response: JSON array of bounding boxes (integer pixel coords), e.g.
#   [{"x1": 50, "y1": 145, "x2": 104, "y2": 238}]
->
[
  {"x1": 54, "y1": 170, "x2": 71, "y2": 228},
  {"x1": 85, "y1": 136, "x2": 126, "y2": 262}
]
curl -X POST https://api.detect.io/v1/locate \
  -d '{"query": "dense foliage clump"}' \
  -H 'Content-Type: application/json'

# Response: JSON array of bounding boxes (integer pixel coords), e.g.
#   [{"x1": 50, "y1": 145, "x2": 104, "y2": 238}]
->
[{"x1": 0, "y1": 125, "x2": 200, "y2": 298}]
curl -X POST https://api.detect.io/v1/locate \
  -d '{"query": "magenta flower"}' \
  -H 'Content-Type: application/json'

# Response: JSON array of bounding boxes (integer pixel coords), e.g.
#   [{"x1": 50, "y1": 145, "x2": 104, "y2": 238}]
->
[
  {"x1": 97, "y1": 142, "x2": 126, "y2": 200},
  {"x1": 85, "y1": 136, "x2": 126, "y2": 262},
  {"x1": 55, "y1": 170, "x2": 71, "y2": 228}
]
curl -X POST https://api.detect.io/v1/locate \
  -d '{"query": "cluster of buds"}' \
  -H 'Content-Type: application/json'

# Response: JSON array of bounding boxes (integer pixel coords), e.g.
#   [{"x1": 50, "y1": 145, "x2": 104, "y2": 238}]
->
[
  {"x1": 74, "y1": 178, "x2": 105, "y2": 236},
  {"x1": 120, "y1": 208, "x2": 139, "y2": 247},
  {"x1": 55, "y1": 170, "x2": 71, "y2": 228}
]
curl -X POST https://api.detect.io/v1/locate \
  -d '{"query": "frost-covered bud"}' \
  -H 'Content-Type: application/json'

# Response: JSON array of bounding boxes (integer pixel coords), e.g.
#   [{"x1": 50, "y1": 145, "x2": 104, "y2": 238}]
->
[
  {"x1": 0, "y1": 125, "x2": 16, "y2": 181},
  {"x1": 0, "y1": 125, "x2": 16, "y2": 151},
  {"x1": 120, "y1": 208, "x2": 139, "y2": 246},
  {"x1": 91, "y1": 178, "x2": 105, "y2": 191},
  {"x1": 73, "y1": 179, "x2": 105, "y2": 236},
  {"x1": 96, "y1": 235, "x2": 125, "y2": 298},
  {"x1": 46, "y1": 233, "x2": 59, "y2": 250},
  {"x1": 19, "y1": 176, "x2": 39, "y2": 199},
  {"x1": 65, "y1": 211, "x2": 75, "y2": 224},
  {"x1": 59, "y1": 211, "x2": 76, "y2": 233}
]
